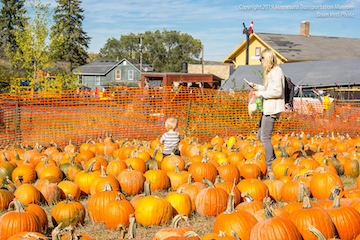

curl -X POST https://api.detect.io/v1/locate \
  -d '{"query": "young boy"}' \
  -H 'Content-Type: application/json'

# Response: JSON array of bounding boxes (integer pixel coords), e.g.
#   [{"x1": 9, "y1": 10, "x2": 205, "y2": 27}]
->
[{"x1": 160, "y1": 117, "x2": 181, "y2": 159}]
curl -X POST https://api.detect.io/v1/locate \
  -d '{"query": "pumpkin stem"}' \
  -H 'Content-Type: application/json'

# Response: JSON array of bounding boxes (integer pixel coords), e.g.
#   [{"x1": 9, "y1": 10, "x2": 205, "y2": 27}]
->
[
  {"x1": 281, "y1": 147, "x2": 289, "y2": 158},
  {"x1": 298, "y1": 182, "x2": 305, "y2": 203},
  {"x1": 329, "y1": 183, "x2": 341, "y2": 200},
  {"x1": 185, "y1": 162, "x2": 192, "y2": 170},
  {"x1": 241, "y1": 192, "x2": 254, "y2": 203},
  {"x1": 127, "y1": 164, "x2": 134, "y2": 171},
  {"x1": 12, "y1": 198, "x2": 26, "y2": 213},
  {"x1": 69, "y1": 153, "x2": 78, "y2": 164},
  {"x1": 202, "y1": 178, "x2": 215, "y2": 188},
  {"x1": 153, "y1": 161, "x2": 159, "y2": 171},
  {"x1": 302, "y1": 195, "x2": 312, "y2": 209},
  {"x1": 103, "y1": 182, "x2": 113, "y2": 192},
  {"x1": 100, "y1": 165, "x2": 107, "y2": 177},
  {"x1": 186, "y1": 174, "x2": 193, "y2": 185},
  {"x1": 215, "y1": 175, "x2": 226, "y2": 184},
  {"x1": 116, "y1": 225, "x2": 126, "y2": 238},
  {"x1": 85, "y1": 159, "x2": 97, "y2": 173},
  {"x1": 152, "y1": 147, "x2": 158, "y2": 160},
  {"x1": 119, "y1": 139, "x2": 129, "y2": 149},
  {"x1": 231, "y1": 230, "x2": 241, "y2": 240},
  {"x1": 2, "y1": 152, "x2": 9, "y2": 162},
  {"x1": 144, "y1": 179, "x2": 151, "y2": 196},
  {"x1": 332, "y1": 196, "x2": 341, "y2": 208},
  {"x1": 224, "y1": 192, "x2": 235, "y2": 214},
  {"x1": 127, "y1": 215, "x2": 136, "y2": 239},
  {"x1": 182, "y1": 231, "x2": 199, "y2": 238},
  {"x1": 267, "y1": 172, "x2": 276, "y2": 181},
  {"x1": 51, "y1": 222, "x2": 63, "y2": 240},
  {"x1": 308, "y1": 225, "x2": 327, "y2": 240},
  {"x1": 218, "y1": 230, "x2": 226, "y2": 237},
  {"x1": 172, "y1": 143, "x2": 179, "y2": 154},
  {"x1": 284, "y1": 167, "x2": 289, "y2": 177},
  {"x1": 65, "y1": 193, "x2": 74, "y2": 203},
  {"x1": 171, "y1": 214, "x2": 188, "y2": 228},
  {"x1": 263, "y1": 197, "x2": 274, "y2": 220},
  {"x1": 292, "y1": 174, "x2": 301, "y2": 182},
  {"x1": 302, "y1": 170, "x2": 314, "y2": 178},
  {"x1": 115, "y1": 192, "x2": 123, "y2": 201},
  {"x1": 174, "y1": 164, "x2": 181, "y2": 174},
  {"x1": 14, "y1": 150, "x2": 21, "y2": 161},
  {"x1": 201, "y1": 153, "x2": 208, "y2": 163},
  {"x1": 255, "y1": 150, "x2": 262, "y2": 160}
]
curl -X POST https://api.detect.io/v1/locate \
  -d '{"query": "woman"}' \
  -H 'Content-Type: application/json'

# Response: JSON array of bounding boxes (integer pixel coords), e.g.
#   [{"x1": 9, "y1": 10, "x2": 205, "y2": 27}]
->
[{"x1": 247, "y1": 48, "x2": 285, "y2": 172}]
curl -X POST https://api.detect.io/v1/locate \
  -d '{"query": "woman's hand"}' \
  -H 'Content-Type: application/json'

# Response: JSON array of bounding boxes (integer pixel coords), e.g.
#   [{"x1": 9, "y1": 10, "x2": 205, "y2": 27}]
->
[
  {"x1": 247, "y1": 82, "x2": 256, "y2": 89},
  {"x1": 254, "y1": 91, "x2": 260, "y2": 97}
]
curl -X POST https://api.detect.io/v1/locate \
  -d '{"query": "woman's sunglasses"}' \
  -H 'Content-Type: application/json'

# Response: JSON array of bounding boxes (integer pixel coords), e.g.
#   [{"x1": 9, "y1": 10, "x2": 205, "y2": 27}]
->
[{"x1": 259, "y1": 57, "x2": 264, "y2": 62}]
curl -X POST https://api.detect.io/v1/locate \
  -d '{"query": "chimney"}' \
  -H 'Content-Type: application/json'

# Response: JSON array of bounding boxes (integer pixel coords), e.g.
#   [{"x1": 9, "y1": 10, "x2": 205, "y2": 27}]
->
[{"x1": 300, "y1": 21, "x2": 310, "y2": 36}]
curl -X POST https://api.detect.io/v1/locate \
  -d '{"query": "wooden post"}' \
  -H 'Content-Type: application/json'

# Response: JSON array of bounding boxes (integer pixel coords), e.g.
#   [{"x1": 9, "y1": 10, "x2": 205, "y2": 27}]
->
[
  {"x1": 184, "y1": 99, "x2": 192, "y2": 139},
  {"x1": 14, "y1": 88, "x2": 19, "y2": 142}
]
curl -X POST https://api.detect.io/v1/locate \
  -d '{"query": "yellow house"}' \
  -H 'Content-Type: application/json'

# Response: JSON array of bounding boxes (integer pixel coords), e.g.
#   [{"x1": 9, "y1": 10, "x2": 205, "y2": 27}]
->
[
  {"x1": 223, "y1": 33, "x2": 287, "y2": 67},
  {"x1": 223, "y1": 21, "x2": 360, "y2": 68}
]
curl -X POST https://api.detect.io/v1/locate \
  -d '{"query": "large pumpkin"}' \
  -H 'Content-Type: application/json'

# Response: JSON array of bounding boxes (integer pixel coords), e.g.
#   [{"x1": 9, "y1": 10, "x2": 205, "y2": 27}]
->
[
  {"x1": 51, "y1": 193, "x2": 86, "y2": 227},
  {"x1": 325, "y1": 196, "x2": 360, "y2": 240},
  {"x1": 135, "y1": 194, "x2": 173, "y2": 226},
  {"x1": 289, "y1": 196, "x2": 335, "y2": 240},
  {"x1": 188, "y1": 157, "x2": 218, "y2": 183},
  {"x1": 103, "y1": 193, "x2": 135, "y2": 230},
  {"x1": 213, "y1": 193, "x2": 258, "y2": 240},
  {"x1": 237, "y1": 179, "x2": 268, "y2": 202},
  {"x1": 0, "y1": 198, "x2": 42, "y2": 240},
  {"x1": 166, "y1": 192, "x2": 192, "y2": 217},
  {"x1": 74, "y1": 160, "x2": 100, "y2": 195},
  {"x1": 117, "y1": 165, "x2": 145, "y2": 196},
  {"x1": 195, "y1": 179, "x2": 228, "y2": 217},
  {"x1": 177, "y1": 175, "x2": 206, "y2": 211},
  {"x1": 87, "y1": 182, "x2": 125, "y2": 223},
  {"x1": 250, "y1": 202, "x2": 301, "y2": 240},
  {"x1": 14, "y1": 184, "x2": 41, "y2": 205},
  {"x1": 309, "y1": 170, "x2": 343, "y2": 200}
]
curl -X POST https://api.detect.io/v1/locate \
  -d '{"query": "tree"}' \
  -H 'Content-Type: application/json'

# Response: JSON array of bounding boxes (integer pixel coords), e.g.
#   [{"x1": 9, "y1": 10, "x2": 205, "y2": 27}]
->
[
  {"x1": 0, "y1": 0, "x2": 27, "y2": 57},
  {"x1": 6, "y1": 0, "x2": 56, "y2": 92},
  {"x1": 51, "y1": 0, "x2": 91, "y2": 69},
  {"x1": 87, "y1": 52, "x2": 101, "y2": 63},
  {"x1": 99, "y1": 37, "x2": 123, "y2": 60},
  {"x1": 99, "y1": 29, "x2": 202, "y2": 72}
]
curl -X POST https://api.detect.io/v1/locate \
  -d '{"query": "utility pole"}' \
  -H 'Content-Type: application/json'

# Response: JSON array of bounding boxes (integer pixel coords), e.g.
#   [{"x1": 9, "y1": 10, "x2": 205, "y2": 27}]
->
[
  {"x1": 202, "y1": 45, "x2": 204, "y2": 74},
  {"x1": 139, "y1": 34, "x2": 143, "y2": 72},
  {"x1": 243, "y1": 21, "x2": 253, "y2": 65}
]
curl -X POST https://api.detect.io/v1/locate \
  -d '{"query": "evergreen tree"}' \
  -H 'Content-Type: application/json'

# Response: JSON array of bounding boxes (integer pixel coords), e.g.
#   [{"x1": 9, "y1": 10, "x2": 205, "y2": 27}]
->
[
  {"x1": 51, "y1": 0, "x2": 91, "y2": 69},
  {"x1": 0, "y1": 0, "x2": 27, "y2": 57}
]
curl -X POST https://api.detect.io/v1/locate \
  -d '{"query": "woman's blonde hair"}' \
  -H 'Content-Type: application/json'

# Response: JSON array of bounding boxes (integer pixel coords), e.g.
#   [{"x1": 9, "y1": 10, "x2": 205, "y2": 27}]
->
[
  {"x1": 261, "y1": 48, "x2": 278, "y2": 83},
  {"x1": 165, "y1": 117, "x2": 178, "y2": 131}
]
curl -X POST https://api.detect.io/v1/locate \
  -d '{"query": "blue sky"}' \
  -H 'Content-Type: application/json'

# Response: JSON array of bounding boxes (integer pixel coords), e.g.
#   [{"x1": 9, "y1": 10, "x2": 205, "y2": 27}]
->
[{"x1": 41, "y1": 0, "x2": 359, "y2": 61}]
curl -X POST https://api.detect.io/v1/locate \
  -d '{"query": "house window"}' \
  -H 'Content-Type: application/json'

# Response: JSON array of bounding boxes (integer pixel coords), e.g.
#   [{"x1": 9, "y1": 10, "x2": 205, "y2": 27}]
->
[
  {"x1": 128, "y1": 70, "x2": 134, "y2": 81},
  {"x1": 115, "y1": 70, "x2": 121, "y2": 80},
  {"x1": 95, "y1": 76, "x2": 101, "y2": 85}
]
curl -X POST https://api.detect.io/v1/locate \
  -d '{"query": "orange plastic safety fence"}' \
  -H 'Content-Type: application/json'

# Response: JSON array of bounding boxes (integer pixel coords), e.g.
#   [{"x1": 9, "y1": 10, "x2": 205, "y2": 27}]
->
[{"x1": 0, "y1": 87, "x2": 359, "y2": 146}]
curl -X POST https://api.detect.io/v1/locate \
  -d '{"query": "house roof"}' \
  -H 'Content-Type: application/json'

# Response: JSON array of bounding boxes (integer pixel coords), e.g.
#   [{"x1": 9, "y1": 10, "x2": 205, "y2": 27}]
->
[
  {"x1": 74, "y1": 58, "x2": 154, "y2": 75},
  {"x1": 223, "y1": 32, "x2": 360, "y2": 63},
  {"x1": 221, "y1": 58, "x2": 360, "y2": 90}
]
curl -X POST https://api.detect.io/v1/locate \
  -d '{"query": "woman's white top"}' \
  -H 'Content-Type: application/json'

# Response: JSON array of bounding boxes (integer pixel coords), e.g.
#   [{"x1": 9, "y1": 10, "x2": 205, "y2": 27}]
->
[{"x1": 254, "y1": 66, "x2": 285, "y2": 116}]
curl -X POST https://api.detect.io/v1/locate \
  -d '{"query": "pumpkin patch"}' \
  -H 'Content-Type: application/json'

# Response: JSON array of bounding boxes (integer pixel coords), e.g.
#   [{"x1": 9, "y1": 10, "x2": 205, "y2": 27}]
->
[{"x1": 0, "y1": 134, "x2": 359, "y2": 239}]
